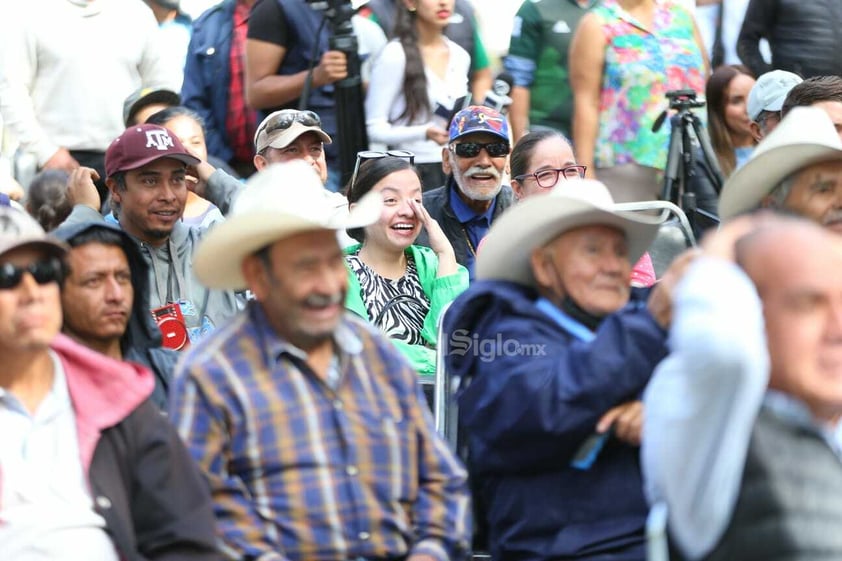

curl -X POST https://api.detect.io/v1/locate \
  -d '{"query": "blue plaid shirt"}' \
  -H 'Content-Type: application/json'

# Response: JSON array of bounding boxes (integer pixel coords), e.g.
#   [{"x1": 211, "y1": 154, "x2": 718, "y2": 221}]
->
[{"x1": 170, "y1": 302, "x2": 471, "y2": 561}]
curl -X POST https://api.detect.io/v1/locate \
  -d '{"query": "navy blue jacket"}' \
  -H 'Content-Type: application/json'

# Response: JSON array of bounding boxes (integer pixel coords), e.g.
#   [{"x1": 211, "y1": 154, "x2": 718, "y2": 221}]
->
[
  {"x1": 445, "y1": 280, "x2": 668, "y2": 561},
  {"x1": 182, "y1": 0, "x2": 237, "y2": 163}
]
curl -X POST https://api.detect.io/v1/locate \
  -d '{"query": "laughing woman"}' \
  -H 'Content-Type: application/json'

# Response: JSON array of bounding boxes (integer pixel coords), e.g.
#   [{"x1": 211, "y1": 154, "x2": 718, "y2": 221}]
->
[{"x1": 344, "y1": 154, "x2": 469, "y2": 377}]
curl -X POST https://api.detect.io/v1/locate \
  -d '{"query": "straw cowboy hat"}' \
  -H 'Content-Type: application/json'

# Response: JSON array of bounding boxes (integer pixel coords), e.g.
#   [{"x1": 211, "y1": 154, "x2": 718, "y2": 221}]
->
[
  {"x1": 719, "y1": 106, "x2": 842, "y2": 220},
  {"x1": 195, "y1": 161, "x2": 381, "y2": 291},
  {"x1": 476, "y1": 179, "x2": 661, "y2": 287}
]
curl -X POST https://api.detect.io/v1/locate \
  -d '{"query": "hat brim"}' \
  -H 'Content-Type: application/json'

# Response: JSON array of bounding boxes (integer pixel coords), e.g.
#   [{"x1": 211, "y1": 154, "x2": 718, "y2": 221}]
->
[
  {"x1": 718, "y1": 144, "x2": 842, "y2": 220},
  {"x1": 476, "y1": 196, "x2": 661, "y2": 286},
  {"x1": 265, "y1": 125, "x2": 332, "y2": 151},
  {"x1": 1, "y1": 238, "x2": 69, "y2": 260},
  {"x1": 450, "y1": 130, "x2": 510, "y2": 143},
  {"x1": 194, "y1": 191, "x2": 380, "y2": 291},
  {"x1": 108, "y1": 153, "x2": 201, "y2": 178}
]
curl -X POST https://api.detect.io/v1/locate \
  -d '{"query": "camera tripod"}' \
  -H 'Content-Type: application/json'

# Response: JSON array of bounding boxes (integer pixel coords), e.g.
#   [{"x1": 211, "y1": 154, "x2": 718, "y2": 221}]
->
[
  {"x1": 653, "y1": 90, "x2": 724, "y2": 234},
  {"x1": 303, "y1": 0, "x2": 369, "y2": 186}
]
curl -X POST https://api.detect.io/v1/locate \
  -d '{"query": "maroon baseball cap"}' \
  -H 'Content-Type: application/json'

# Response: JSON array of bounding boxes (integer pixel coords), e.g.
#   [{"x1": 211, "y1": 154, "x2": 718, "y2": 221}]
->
[{"x1": 105, "y1": 124, "x2": 200, "y2": 178}]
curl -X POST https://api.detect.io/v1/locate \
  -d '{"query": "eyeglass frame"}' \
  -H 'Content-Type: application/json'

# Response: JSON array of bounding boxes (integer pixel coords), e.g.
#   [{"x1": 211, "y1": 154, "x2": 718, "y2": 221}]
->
[
  {"x1": 0, "y1": 257, "x2": 64, "y2": 290},
  {"x1": 349, "y1": 150, "x2": 416, "y2": 192},
  {"x1": 513, "y1": 165, "x2": 588, "y2": 188}
]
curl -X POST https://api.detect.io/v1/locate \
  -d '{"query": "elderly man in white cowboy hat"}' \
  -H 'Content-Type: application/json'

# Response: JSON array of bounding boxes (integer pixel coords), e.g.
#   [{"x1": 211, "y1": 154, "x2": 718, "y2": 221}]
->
[
  {"x1": 719, "y1": 105, "x2": 842, "y2": 233},
  {"x1": 443, "y1": 179, "x2": 691, "y2": 561},
  {"x1": 168, "y1": 160, "x2": 472, "y2": 561}
]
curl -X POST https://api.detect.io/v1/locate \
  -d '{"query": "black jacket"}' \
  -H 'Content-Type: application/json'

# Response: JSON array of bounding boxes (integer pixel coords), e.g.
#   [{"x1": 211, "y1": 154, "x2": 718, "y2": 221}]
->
[
  {"x1": 738, "y1": 0, "x2": 842, "y2": 78},
  {"x1": 417, "y1": 177, "x2": 514, "y2": 268},
  {"x1": 53, "y1": 221, "x2": 178, "y2": 409}
]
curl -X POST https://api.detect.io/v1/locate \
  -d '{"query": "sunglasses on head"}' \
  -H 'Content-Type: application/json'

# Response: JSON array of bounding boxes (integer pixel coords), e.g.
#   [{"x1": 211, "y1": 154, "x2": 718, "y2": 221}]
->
[
  {"x1": 449, "y1": 141, "x2": 510, "y2": 159},
  {"x1": 257, "y1": 110, "x2": 322, "y2": 139},
  {"x1": 350, "y1": 150, "x2": 416, "y2": 191},
  {"x1": 0, "y1": 257, "x2": 63, "y2": 290}
]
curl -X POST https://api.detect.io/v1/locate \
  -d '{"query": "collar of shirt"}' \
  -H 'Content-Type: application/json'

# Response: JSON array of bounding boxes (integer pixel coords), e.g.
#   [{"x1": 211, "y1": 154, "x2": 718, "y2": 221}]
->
[
  {"x1": 248, "y1": 302, "x2": 364, "y2": 366},
  {"x1": 534, "y1": 297, "x2": 596, "y2": 342},
  {"x1": 763, "y1": 389, "x2": 842, "y2": 454},
  {"x1": 449, "y1": 184, "x2": 496, "y2": 226},
  {"x1": 0, "y1": 351, "x2": 71, "y2": 421}
]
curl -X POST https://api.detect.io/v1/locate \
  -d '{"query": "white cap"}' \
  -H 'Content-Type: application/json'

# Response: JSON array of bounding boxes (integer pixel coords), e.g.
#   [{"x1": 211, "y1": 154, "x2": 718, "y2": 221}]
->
[{"x1": 747, "y1": 70, "x2": 803, "y2": 121}]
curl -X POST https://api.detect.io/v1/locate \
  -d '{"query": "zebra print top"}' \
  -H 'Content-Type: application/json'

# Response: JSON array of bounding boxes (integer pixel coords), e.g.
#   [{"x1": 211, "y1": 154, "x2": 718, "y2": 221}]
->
[{"x1": 346, "y1": 252, "x2": 431, "y2": 346}]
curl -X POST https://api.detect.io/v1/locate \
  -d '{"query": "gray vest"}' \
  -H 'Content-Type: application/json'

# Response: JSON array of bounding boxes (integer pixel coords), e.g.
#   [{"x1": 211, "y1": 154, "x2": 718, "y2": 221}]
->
[{"x1": 705, "y1": 406, "x2": 842, "y2": 561}]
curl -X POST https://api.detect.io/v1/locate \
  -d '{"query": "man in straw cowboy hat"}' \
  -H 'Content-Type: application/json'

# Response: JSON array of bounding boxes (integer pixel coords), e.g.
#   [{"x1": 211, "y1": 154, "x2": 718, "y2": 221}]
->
[
  {"x1": 169, "y1": 161, "x2": 472, "y2": 561},
  {"x1": 644, "y1": 213, "x2": 842, "y2": 560},
  {"x1": 719, "y1": 105, "x2": 842, "y2": 233},
  {"x1": 443, "y1": 178, "x2": 692, "y2": 560}
]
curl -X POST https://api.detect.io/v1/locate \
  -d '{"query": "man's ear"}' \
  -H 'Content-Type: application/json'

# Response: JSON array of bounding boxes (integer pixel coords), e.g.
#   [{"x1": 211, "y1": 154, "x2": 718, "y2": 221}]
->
[
  {"x1": 530, "y1": 247, "x2": 553, "y2": 289},
  {"x1": 511, "y1": 179, "x2": 524, "y2": 201},
  {"x1": 242, "y1": 253, "x2": 268, "y2": 301},
  {"x1": 253, "y1": 154, "x2": 268, "y2": 171},
  {"x1": 749, "y1": 121, "x2": 763, "y2": 143},
  {"x1": 106, "y1": 178, "x2": 122, "y2": 205},
  {"x1": 441, "y1": 147, "x2": 452, "y2": 176}
]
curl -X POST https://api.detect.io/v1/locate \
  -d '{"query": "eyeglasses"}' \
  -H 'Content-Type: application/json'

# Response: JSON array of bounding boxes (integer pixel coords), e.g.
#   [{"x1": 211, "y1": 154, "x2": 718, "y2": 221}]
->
[
  {"x1": 256, "y1": 110, "x2": 322, "y2": 140},
  {"x1": 0, "y1": 258, "x2": 63, "y2": 290},
  {"x1": 350, "y1": 150, "x2": 416, "y2": 190},
  {"x1": 514, "y1": 165, "x2": 588, "y2": 188},
  {"x1": 755, "y1": 109, "x2": 782, "y2": 129},
  {"x1": 449, "y1": 141, "x2": 510, "y2": 159}
]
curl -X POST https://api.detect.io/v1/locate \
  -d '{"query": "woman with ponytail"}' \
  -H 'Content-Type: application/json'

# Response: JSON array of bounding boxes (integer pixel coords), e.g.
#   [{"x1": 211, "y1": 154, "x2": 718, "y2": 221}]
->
[{"x1": 364, "y1": 0, "x2": 470, "y2": 191}]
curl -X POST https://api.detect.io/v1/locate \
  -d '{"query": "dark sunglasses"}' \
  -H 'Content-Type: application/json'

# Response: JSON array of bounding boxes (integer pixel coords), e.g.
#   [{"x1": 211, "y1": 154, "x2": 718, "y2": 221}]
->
[
  {"x1": 0, "y1": 258, "x2": 63, "y2": 290},
  {"x1": 514, "y1": 165, "x2": 588, "y2": 188},
  {"x1": 449, "y1": 141, "x2": 510, "y2": 159},
  {"x1": 257, "y1": 110, "x2": 322, "y2": 138},
  {"x1": 350, "y1": 150, "x2": 416, "y2": 191}
]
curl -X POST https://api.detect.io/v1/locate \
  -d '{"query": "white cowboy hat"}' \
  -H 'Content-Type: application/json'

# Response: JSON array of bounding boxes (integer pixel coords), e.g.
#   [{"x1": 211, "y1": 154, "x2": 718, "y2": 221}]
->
[
  {"x1": 195, "y1": 161, "x2": 381, "y2": 291},
  {"x1": 719, "y1": 105, "x2": 842, "y2": 220},
  {"x1": 476, "y1": 179, "x2": 661, "y2": 287}
]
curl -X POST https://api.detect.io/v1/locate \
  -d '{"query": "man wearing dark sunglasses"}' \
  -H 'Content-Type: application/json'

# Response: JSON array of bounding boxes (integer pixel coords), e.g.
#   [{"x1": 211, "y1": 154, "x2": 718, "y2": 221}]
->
[
  {"x1": 417, "y1": 105, "x2": 514, "y2": 278},
  {"x1": 0, "y1": 206, "x2": 219, "y2": 560}
]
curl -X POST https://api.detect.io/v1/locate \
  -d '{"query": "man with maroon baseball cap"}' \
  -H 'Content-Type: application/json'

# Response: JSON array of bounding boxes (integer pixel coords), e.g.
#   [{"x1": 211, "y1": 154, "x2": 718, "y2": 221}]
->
[{"x1": 61, "y1": 124, "x2": 246, "y2": 347}]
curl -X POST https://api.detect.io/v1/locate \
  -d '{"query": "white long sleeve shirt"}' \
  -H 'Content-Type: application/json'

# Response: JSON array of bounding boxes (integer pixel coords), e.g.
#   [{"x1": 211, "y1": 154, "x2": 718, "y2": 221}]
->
[
  {"x1": 365, "y1": 38, "x2": 469, "y2": 164},
  {"x1": 0, "y1": 0, "x2": 180, "y2": 165}
]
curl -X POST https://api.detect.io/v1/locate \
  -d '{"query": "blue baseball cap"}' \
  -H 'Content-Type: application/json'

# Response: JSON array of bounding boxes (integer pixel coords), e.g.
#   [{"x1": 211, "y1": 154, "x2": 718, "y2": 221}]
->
[{"x1": 448, "y1": 105, "x2": 510, "y2": 143}]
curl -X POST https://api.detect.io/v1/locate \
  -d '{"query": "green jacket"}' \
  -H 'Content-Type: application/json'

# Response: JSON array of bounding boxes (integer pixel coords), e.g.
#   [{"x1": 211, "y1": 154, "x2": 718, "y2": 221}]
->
[{"x1": 344, "y1": 244, "x2": 469, "y2": 376}]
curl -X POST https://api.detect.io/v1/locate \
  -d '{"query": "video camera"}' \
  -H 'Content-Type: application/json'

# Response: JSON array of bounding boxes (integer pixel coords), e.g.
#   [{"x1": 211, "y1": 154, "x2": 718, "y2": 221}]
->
[{"x1": 666, "y1": 89, "x2": 706, "y2": 111}]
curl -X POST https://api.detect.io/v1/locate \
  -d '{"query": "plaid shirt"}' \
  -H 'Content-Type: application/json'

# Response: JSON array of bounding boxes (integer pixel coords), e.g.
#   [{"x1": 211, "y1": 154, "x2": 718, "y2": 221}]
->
[
  {"x1": 170, "y1": 303, "x2": 471, "y2": 561},
  {"x1": 225, "y1": 0, "x2": 257, "y2": 164}
]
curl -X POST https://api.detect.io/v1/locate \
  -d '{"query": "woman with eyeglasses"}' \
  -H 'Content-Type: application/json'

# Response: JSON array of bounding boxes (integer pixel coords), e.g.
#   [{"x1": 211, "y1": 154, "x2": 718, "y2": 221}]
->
[
  {"x1": 364, "y1": 0, "x2": 470, "y2": 191},
  {"x1": 510, "y1": 130, "x2": 585, "y2": 201},
  {"x1": 344, "y1": 154, "x2": 469, "y2": 378},
  {"x1": 510, "y1": 130, "x2": 657, "y2": 287}
]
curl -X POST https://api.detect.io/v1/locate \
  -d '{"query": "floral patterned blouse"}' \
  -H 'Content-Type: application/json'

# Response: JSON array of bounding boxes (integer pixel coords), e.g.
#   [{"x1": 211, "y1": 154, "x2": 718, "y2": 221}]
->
[{"x1": 593, "y1": 0, "x2": 706, "y2": 170}]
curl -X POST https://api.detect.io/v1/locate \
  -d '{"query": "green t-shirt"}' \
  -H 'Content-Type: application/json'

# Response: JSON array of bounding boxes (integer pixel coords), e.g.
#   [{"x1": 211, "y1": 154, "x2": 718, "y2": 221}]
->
[{"x1": 508, "y1": 0, "x2": 597, "y2": 135}]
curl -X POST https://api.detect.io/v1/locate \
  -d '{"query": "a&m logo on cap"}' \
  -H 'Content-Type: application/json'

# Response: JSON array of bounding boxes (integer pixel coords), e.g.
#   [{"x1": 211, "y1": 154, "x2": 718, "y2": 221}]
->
[{"x1": 146, "y1": 129, "x2": 175, "y2": 151}]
